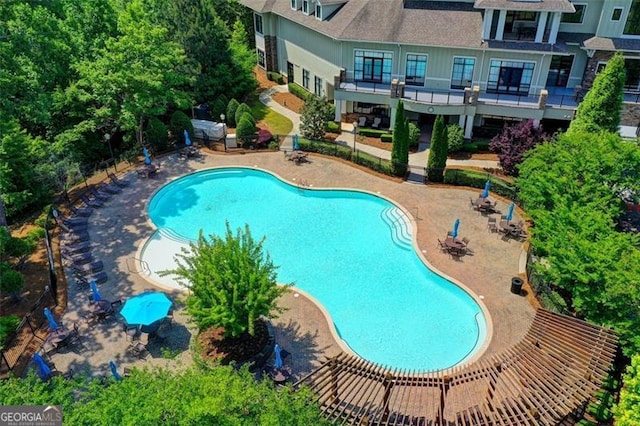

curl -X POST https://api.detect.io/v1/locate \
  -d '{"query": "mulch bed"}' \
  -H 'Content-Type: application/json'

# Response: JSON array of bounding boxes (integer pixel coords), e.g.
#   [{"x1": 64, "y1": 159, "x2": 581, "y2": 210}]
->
[{"x1": 198, "y1": 320, "x2": 270, "y2": 365}]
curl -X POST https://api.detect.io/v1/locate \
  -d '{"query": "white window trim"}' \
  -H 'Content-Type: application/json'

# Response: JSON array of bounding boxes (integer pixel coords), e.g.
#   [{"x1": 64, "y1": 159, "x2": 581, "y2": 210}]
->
[
  {"x1": 449, "y1": 56, "x2": 477, "y2": 90},
  {"x1": 316, "y1": 4, "x2": 322, "y2": 20},
  {"x1": 291, "y1": 0, "x2": 299, "y2": 10},
  {"x1": 404, "y1": 52, "x2": 429, "y2": 87},
  {"x1": 612, "y1": 7, "x2": 624, "y2": 21},
  {"x1": 562, "y1": 3, "x2": 587, "y2": 24},
  {"x1": 622, "y1": 5, "x2": 640, "y2": 38},
  {"x1": 487, "y1": 58, "x2": 538, "y2": 93},
  {"x1": 254, "y1": 13, "x2": 263, "y2": 35},
  {"x1": 302, "y1": 0, "x2": 314, "y2": 15}
]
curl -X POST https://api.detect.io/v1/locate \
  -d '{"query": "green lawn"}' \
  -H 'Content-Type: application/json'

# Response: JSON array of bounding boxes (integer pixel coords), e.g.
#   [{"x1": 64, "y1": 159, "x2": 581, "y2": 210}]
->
[{"x1": 250, "y1": 98, "x2": 293, "y2": 136}]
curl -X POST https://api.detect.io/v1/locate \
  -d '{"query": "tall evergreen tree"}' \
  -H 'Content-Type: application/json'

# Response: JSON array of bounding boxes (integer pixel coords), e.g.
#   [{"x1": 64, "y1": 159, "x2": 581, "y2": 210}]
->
[
  {"x1": 391, "y1": 101, "x2": 409, "y2": 176},
  {"x1": 569, "y1": 53, "x2": 625, "y2": 134},
  {"x1": 426, "y1": 115, "x2": 447, "y2": 182}
]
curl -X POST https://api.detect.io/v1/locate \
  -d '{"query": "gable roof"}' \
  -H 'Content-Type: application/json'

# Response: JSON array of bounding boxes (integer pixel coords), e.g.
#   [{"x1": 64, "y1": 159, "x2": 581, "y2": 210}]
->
[
  {"x1": 239, "y1": 0, "x2": 484, "y2": 49},
  {"x1": 474, "y1": 0, "x2": 575, "y2": 12}
]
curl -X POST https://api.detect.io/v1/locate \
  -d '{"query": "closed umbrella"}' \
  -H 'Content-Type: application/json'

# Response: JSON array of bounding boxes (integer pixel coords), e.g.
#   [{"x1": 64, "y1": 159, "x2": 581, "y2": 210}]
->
[
  {"x1": 184, "y1": 129, "x2": 192, "y2": 147},
  {"x1": 505, "y1": 202, "x2": 515, "y2": 223},
  {"x1": 90, "y1": 280, "x2": 102, "y2": 302},
  {"x1": 143, "y1": 147, "x2": 151, "y2": 165},
  {"x1": 34, "y1": 353, "x2": 52, "y2": 380},
  {"x1": 293, "y1": 134, "x2": 300, "y2": 151},
  {"x1": 109, "y1": 360, "x2": 123, "y2": 381},
  {"x1": 120, "y1": 292, "x2": 173, "y2": 326},
  {"x1": 481, "y1": 180, "x2": 491, "y2": 199},
  {"x1": 44, "y1": 307, "x2": 58, "y2": 331},
  {"x1": 451, "y1": 219, "x2": 460, "y2": 239},
  {"x1": 274, "y1": 344, "x2": 283, "y2": 369}
]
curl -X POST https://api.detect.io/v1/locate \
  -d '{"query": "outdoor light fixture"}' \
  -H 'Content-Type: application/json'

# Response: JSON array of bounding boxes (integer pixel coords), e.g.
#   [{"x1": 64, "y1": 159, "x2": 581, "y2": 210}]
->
[
  {"x1": 352, "y1": 121, "x2": 358, "y2": 155},
  {"x1": 104, "y1": 133, "x2": 117, "y2": 172},
  {"x1": 220, "y1": 114, "x2": 227, "y2": 152}
]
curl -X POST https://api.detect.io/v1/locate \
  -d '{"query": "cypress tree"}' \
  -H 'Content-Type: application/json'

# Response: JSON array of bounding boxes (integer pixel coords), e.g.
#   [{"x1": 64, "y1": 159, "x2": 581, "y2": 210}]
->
[
  {"x1": 427, "y1": 115, "x2": 447, "y2": 182},
  {"x1": 391, "y1": 100, "x2": 409, "y2": 176},
  {"x1": 569, "y1": 53, "x2": 625, "y2": 134}
]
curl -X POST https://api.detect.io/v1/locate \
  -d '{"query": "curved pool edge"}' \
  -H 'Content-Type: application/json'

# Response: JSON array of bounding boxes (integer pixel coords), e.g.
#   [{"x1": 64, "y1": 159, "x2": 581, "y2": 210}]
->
[{"x1": 137, "y1": 165, "x2": 493, "y2": 371}]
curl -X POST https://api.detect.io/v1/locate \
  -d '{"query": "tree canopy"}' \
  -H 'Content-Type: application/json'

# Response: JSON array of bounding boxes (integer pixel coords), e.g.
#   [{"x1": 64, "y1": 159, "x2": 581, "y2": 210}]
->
[
  {"x1": 165, "y1": 223, "x2": 290, "y2": 337},
  {"x1": 391, "y1": 100, "x2": 409, "y2": 176},
  {"x1": 569, "y1": 53, "x2": 625, "y2": 134},
  {"x1": 489, "y1": 120, "x2": 548, "y2": 176},
  {"x1": 517, "y1": 130, "x2": 640, "y2": 355},
  {"x1": 300, "y1": 96, "x2": 333, "y2": 141},
  {"x1": 614, "y1": 354, "x2": 640, "y2": 426}
]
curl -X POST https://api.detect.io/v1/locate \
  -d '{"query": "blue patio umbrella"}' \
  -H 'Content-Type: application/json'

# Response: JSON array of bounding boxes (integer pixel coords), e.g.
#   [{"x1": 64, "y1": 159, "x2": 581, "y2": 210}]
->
[
  {"x1": 44, "y1": 307, "x2": 58, "y2": 331},
  {"x1": 184, "y1": 129, "x2": 192, "y2": 147},
  {"x1": 109, "y1": 360, "x2": 123, "y2": 381},
  {"x1": 143, "y1": 147, "x2": 151, "y2": 165},
  {"x1": 120, "y1": 292, "x2": 173, "y2": 326},
  {"x1": 274, "y1": 344, "x2": 283, "y2": 369},
  {"x1": 481, "y1": 180, "x2": 491, "y2": 198},
  {"x1": 293, "y1": 134, "x2": 300, "y2": 151},
  {"x1": 451, "y1": 219, "x2": 460, "y2": 239},
  {"x1": 34, "y1": 353, "x2": 52, "y2": 380},
  {"x1": 90, "y1": 280, "x2": 102, "y2": 302},
  {"x1": 505, "y1": 202, "x2": 515, "y2": 223}
]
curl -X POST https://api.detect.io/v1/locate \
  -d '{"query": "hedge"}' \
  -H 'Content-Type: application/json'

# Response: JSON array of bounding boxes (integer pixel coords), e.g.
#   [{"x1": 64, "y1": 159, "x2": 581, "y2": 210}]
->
[
  {"x1": 267, "y1": 72, "x2": 284, "y2": 84},
  {"x1": 443, "y1": 168, "x2": 517, "y2": 199},
  {"x1": 461, "y1": 141, "x2": 490, "y2": 153},
  {"x1": 295, "y1": 138, "x2": 394, "y2": 176},
  {"x1": 358, "y1": 128, "x2": 391, "y2": 138},
  {"x1": 380, "y1": 134, "x2": 393, "y2": 143},
  {"x1": 288, "y1": 83, "x2": 313, "y2": 102},
  {"x1": 325, "y1": 121, "x2": 340, "y2": 133}
]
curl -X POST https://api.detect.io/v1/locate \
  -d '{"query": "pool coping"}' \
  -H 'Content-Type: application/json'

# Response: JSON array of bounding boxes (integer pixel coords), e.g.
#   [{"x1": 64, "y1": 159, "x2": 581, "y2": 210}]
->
[{"x1": 135, "y1": 165, "x2": 494, "y2": 373}]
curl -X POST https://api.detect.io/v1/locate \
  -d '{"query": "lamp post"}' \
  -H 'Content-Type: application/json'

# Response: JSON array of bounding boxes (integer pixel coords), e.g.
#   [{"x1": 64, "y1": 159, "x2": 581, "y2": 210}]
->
[
  {"x1": 220, "y1": 114, "x2": 227, "y2": 152},
  {"x1": 352, "y1": 121, "x2": 358, "y2": 160},
  {"x1": 104, "y1": 133, "x2": 117, "y2": 172}
]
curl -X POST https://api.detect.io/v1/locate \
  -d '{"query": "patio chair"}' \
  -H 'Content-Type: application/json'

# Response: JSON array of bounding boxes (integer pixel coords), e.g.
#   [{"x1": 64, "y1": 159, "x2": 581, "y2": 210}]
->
[
  {"x1": 61, "y1": 214, "x2": 89, "y2": 227},
  {"x1": 98, "y1": 181, "x2": 122, "y2": 194},
  {"x1": 461, "y1": 237, "x2": 470, "y2": 247},
  {"x1": 358, "y1": 116, "x2": 366, "y2": 127},
  {"x1": 61, "y1": 250, "x2": 94, "y2": 265},
  {"x1": 68, "y1": 203, "x2": 93, "y2": 217},
  {"x1": 59, "y1": 230, "x2": 90, "y2": 244},
  {"x1": 487, "y1": 217, "x2": 498, "y2": 233},
  {"x1": 371, "y1": 117, "x2": 382, "y2": 128},
  {"x1": 60, "y1": 240, "x2": 92, "y2": 254},
  {"x1": 122, "y1": 322, "x2": 140, "y2": 343},
  {"x1": 437, "y1": 239, "x2": 450, "y2": 254},
  {"x1": 80, "y1": 194, "x2": 104, "y2": 209},
  {"x1": 111, "y1": 299, "x2": 123, "y2": 313},
  {"x1": 128, "y1": 341, "x2": 150, "y2": 360},
  {"x1": 89, "y1": 186, "x2": 112, "y2": 201},
  {"x1": 107, "y1": 170, "x2": 131, "y2": 188},
  {"x1": 72, "y1": 260, "x2": 104, "y2": 275},
  {"x1": 469, "y1": 197, "x2": 478, "y2": 210},
  {"x1": 74, "y1": 270, "x2": 108, "y2": 285}
]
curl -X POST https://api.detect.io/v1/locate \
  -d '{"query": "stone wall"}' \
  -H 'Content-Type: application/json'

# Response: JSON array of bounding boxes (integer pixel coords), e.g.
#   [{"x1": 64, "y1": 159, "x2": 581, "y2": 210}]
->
[
  {"x1": 264, "y1": 36, "x2": 278, "y2": 73},
  {"x1": 622, "y1": 103, "x2": 640, "y2": 126},
  {"x1": 582, "y1": 51, "x2": 615, "y2": 91}
]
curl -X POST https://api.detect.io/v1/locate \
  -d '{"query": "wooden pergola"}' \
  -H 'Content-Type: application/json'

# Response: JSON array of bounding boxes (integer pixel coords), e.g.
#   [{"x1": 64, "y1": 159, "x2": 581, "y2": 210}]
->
[{"x1": 294, "y1": 309, "x2": 618, "y2": 425}]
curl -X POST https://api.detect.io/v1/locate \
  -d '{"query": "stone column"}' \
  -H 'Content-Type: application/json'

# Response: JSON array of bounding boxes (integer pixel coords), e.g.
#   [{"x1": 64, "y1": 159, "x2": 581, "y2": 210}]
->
[
  {"x1": 538, "y1": 89, "x2": 548, "y2": 109},
  {"x1": 471, "y1": 86, "x2": 480, "y2": 105}
]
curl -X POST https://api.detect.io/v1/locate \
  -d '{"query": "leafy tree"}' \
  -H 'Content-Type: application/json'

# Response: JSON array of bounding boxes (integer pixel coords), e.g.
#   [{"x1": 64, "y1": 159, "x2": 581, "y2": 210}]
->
[
  {"x1": 614, "y1": 354, "x2": 640, "y2": 426},
  {"x1": 489, "y1": 120, "x2": 547, "y2": 176},
  {"x1": 235, "y1": 103, "x2": 253, "y2": 126},
  {"x1": 299, "y1": 96, "x2": 333, "y2": 141},
  {"x1": 146, "y1": 117, "x2": 169, "y2": 152},
  {"x1": 226, "y1": 99, "x2": 240, "y2": 127},
  {"x1": 0, "y1": 265, "x2": 24, "y2": 301},
  {"x1": 34, "y1": 154, "x2": 84, "y2": 204},
  {"x1": 518, "y1": 130, "x2": 640, "y2": 355},
  {"x1": 211, "y1": 98, "x2": 228, "y2": 122},
  {"x1": 65, "y1": 0, "x2": 192, "y2": 146},
  {"x1": 165, "y1": 223, "x2": 290, "y2": 337},
  {"x1": 212, "y1": 0, "x2": 254, "y2": 47},
  {"x1": 0, "y1": 366, "x2": 330, "y2": 425},
  {"x1": 426, "y1": 115, "x2": 448, "y2": 182},
  {"x1": 391, "y1": 101, "x2": 409, "y2": 176},
  {"x1": 0, "y1": 315, "x2": 20, "y2": 351},
  {"x1": 228, "y1": 20, "x2": 257, "y2": 99},
  {"x1": 236, "y1": 114, "x2": 257, "y2": 141},
  {"x1": 446, "y1": 124, "x2": 464, "y2": 153},
  {"x1": 569, "y1": 53, "x2": 625, "y2": 134},
  {"x1": 408, "y1": 122, "x2": 420, "y2": 148},
  {"x1": 169, "y1": 111, "x2": 193, "y2": 145}
]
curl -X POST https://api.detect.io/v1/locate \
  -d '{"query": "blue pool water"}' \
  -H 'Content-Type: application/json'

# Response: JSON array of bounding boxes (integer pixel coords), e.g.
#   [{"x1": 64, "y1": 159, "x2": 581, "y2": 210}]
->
[{"x1": 144, "y1": 167, "x2": 487, "y2": 371}]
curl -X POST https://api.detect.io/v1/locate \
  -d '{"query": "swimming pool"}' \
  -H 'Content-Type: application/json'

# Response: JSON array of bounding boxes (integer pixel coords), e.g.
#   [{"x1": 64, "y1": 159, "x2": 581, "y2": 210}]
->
[{"x1": 142, "y1": 167, "x2": 488, "y2": 371}]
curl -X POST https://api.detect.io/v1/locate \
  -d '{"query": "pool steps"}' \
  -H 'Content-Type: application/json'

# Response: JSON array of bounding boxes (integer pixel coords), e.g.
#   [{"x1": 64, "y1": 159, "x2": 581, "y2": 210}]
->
[{"x1": 380, "y1": 207, "x2": 413, "y2": 250}]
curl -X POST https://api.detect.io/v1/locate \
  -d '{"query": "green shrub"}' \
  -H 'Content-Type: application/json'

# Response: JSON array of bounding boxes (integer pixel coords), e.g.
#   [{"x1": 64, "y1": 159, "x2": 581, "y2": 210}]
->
[
  {"x1": 0, "y1": 315, "x2": 20, "y2": 351},
  {"x1": 461, "y1": 141, "x2": 490, "y2": 152},
  {"x1": 447, "y1": 124, "x2": 465, "y2": 153},
  {"x1": 408, "y1": 122, "x2": 420, "y2": 147},
  {"x1": 234, "y1": 103, "x2": 252, "y2": 126},
  {"x1": 146, "y1": 117, "x2": 169, "y2": 152},
  {"x1": 443, "y1": 168, "x2": 516, "y2": 199},
  {"x1": 0, "y1": 265, "x2": 24, "y2": 298},
  {"x1": 169, "y1": 111, "x2": 194, "y2": 145},
  {"x1": 298, "y1": 138, "x2": 394, "y2": 176},
  {"x1": 288, "y1": 83, "x2": 312, "y2": 102},
  {"x1": 226, "y1": 99, "x2": 240, "y2": 127},
  {"x1": 267, "y1": 72, "x2": 284, "y2": 84},
  {"x1": 268, "y1": 141, "x2": 279, "y2": 150},
  {"x1": 325, "y1": 121, "x2": 340, "y2": 133},
  {"x1": 211, "y1": 99, "x2": 227, "y2": 121},
  {"x1": 381, "y1": 133, "x2": 393, "y2": 143},
  {"x1": 358, "y1": 128, "x2": 389, "y2": 138},
  {"x1": 27, "y1": 228, "x2": 45, "y2": 241},
  {"x1": 236, "y1": 115, "x2": 256, "y2": 139},
  {"x1": 239, "y1": 111, "x2": 255, "y2": 127}
]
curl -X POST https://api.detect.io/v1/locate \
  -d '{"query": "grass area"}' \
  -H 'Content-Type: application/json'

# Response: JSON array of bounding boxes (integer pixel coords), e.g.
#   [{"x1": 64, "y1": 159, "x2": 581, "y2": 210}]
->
[{"x1": 249, "y1": 95, "x2": 293, "y2": 136}]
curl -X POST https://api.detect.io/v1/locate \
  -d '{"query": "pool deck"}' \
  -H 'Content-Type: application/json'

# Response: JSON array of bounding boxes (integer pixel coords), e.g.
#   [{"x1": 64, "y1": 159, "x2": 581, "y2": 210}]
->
[{"x1": 49, "y1": 150, "x2": 535, "y2": 381}]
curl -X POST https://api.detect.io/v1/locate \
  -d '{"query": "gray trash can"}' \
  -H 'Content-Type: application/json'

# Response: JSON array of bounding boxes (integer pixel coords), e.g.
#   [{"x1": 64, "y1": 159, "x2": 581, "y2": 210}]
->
[{"x1": 511, "y1": 277, "x2": 524, "y2": 294}]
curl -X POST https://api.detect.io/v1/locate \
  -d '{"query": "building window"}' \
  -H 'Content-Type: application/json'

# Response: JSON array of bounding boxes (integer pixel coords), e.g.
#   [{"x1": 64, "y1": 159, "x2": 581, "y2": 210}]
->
[
  {"x1": 291, "y1": 0, "x2": 298, "y2": 10},
  {"x1": 596, "y1": 62, "x2": 607, "y2": 74},
  {"x1": 303, "y1": 69, "x2": 310, "y2": 89},
  {"x1": 257, "y1": 49, "x2": 265, "y2": 68},
  {"x1": 405, "y1": 54, "x2": 427, "y2": 86},
  {"x1": 314, "y1": 76, "x2": 323, "y2": 96},
  {"x1": 612, "y1": 7, "x2": 623, "y2": 21},
  {"x1": 451, "y1": 57, "x2": 475, "y2": 89},
  {"x1": 254, "y1": 14, "x2": 263, "y2": 34},
  {"x1": 287, "y1": 62, "x2": 295, "y2": 83},
  {"x1": 625, "y1": 0, "x2": 640, "y2": 35},
  {"x1": 302, "y1": 0, "x2": 311, "y2": 14},
  {"x1": 487, "y1": 60, "x2": 535, "y2": 95},
  {"x1": 512, "y1": 11, "x2": 536, "y2": 21},
  {"x1": 354, "y1": 50, "x2": 393, "y2": 83},
  {"x1": 625, "y1": 59, "x2": 640, "y2": 91},
  {"x1": 316, "y1": 4, "x2": 322, "y2": 19},
  {"x1": 562, "y1": 4, "x2": 586, "y2": 23},
  {"x1": 546, "y1": 55, "x2": 573, "y2": 87}
]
